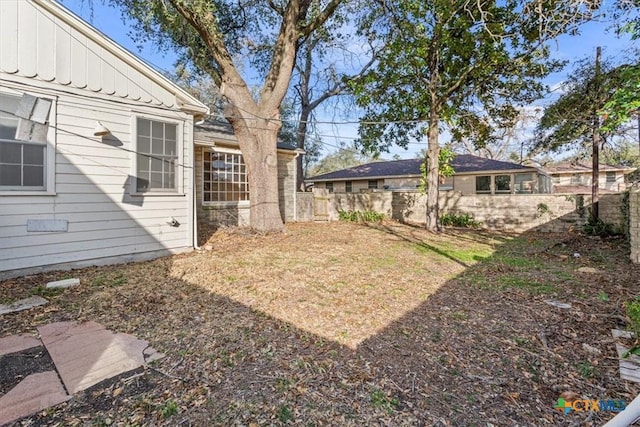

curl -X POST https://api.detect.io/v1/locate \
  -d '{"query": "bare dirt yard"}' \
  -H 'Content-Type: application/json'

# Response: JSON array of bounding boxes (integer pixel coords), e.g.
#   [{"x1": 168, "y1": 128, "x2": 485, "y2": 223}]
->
[{"x1": 1, "y1": 221, "x2": 639, "y2": 426}]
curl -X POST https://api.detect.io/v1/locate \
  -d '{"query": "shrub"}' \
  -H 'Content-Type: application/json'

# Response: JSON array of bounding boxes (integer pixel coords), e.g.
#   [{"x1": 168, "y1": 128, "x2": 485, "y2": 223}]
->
[
  {"x1": 583, "y1": 216, "x2": 622, "y2": 237},
  {"x1": 626, "y1": 297, "x2": 640, "y2": 337},
  {"x1": 439, "y1": 213, "x2": 481, "y2": 228},
  {"x1": 338, "y1": 210, "x2": 385, "y2": 223}
]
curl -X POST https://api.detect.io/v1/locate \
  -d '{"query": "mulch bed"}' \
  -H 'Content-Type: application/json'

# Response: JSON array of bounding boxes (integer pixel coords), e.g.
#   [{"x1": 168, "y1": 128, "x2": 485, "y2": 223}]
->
[{"x1": 1, "y1": 221, "x2": 639, "y2": 426}]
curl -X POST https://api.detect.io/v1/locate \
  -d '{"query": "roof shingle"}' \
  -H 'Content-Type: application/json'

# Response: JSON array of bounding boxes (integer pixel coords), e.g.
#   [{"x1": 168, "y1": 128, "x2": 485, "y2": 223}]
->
[{"x1": 307, "y1": 154, "x2": 534, "y2": 181}]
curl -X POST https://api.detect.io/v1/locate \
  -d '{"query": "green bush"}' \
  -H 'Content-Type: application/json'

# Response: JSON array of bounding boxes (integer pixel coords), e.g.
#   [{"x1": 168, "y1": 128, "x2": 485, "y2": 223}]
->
[
  {"x1": 440, "y1": 213, "x2": 481, "y2": 228},
  {"x1": 338, "y1": 210, "x2": 385, "y2": 223},
  {"x1": 626, "y1": 297, "x2": 640, "y2": 336},
  {"x1": 623, "y1": 297, "x2": 640, "y2": 358},
  {"x1": 583, "y1": 216, "x2": 622, "y2": 237}
]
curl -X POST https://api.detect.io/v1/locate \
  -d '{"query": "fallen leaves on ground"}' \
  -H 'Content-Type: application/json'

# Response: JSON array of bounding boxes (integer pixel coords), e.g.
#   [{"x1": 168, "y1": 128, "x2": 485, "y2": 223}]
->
[{"x1": 1, "y1": 221, "x2": 639, "y2": 426}]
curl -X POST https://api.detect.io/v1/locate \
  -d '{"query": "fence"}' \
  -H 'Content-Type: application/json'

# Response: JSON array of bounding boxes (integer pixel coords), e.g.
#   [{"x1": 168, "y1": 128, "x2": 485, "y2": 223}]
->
[
  {"x1": 298, "y1": 189, "x2": 626, "y2": 233},
  {"x1": 297, "y1": 188, "x2": 640, "y2": 263}
]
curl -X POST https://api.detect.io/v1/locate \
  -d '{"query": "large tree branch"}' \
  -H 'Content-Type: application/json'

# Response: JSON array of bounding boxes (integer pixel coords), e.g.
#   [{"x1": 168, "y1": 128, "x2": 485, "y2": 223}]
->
[
  {"x1": 168, "y1": 0, "x2": 251, "y2": 102},
  {"x1": 299, "y1": 0, "x2": 343, "y2": 36}
]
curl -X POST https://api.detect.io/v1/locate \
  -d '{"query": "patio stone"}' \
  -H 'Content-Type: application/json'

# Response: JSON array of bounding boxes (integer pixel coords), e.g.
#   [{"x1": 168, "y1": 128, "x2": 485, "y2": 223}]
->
[
  {"x1": 38, "y1": 321, "x2": 164, "y2": 393},
  {"x1": 0, "y1": 371, "x2": 70, "y2": 426},
  {"x1": 0, "y1": 296, "x2": 48, "y2": 315},
  {"x1": 0, "y1": 333, "x2": 41, "y2": 356},
  {"x1": 46, "y1": 278, "x2": 80, "y2": 289}
]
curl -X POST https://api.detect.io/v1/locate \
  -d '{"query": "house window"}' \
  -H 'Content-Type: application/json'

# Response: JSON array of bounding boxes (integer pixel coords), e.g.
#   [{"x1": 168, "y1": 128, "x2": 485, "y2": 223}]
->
[
  {"x1": 514, "y1": 173, "x2": 534, "y2": 194},
  {"x1": 0, "y1": 92, "x2": 50, "y2": 191},
  {"x1": 606, "y1": 171, "x2": 616, "y2": 183},
  {"x1": 345, "y1": 181, "x2": 352, "y2": 193},
  {"x1": 552, "y1": 175, "x2": 560, "y2": 184},
  {"x1": 368, "y1": 180, "x2": 378, "y2": 189},
  {"x1": 325, "y1": 182, "x2": 333, "y2": 193},
  {"x1": 203, "y1": 150, "x2": 249, "y2": 203},
  {"x1": 475, "y1": 176, "x2": 491, "y2": 194},
  {"x1": 495, "y1": 175, "x2": 511, "y2": 194},
  {"x1": 136, "y1": 118, "x2": 178, "y2": 192},
  {"x1": 570, "y1": 174, "x2": 582, "y2": 185}
]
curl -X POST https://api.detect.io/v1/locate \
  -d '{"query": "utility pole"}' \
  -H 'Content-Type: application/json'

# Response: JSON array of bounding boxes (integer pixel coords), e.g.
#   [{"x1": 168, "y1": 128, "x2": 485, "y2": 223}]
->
[{"x1": 591, "y1": 46, "x2": 601, "y2": 221}]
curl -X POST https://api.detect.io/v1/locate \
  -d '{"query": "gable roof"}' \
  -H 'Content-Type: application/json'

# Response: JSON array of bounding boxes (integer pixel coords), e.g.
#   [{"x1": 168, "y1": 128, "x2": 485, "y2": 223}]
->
[
  {"x1": 1, "y1": 0, "x2": 208, "y2": 115},
  {"x1": 307, "y1": 154, "x2": 535, "y2": 182}
]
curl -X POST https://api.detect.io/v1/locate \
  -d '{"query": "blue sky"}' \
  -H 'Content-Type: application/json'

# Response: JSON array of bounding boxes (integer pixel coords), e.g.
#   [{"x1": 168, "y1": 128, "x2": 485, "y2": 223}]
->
[{"x1": 61, "y1": 0, "x2": 637, "y2": 160}]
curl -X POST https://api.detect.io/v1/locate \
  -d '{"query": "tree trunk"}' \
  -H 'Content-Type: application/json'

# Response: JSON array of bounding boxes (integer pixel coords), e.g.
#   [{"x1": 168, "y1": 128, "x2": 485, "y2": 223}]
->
[
  {"x1": 232, "y1": 113, "x2": 284, "y2": 232},
  {"x1": 425, "y1": 116, "x2": 440, "y2": 232},
  {"x1": 591, "y1": 46, "x2": 601, "y2": 221}
]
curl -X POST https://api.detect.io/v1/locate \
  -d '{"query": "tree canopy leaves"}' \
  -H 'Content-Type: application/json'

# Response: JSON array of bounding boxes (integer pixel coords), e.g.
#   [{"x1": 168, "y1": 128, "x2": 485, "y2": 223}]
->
[{"x1": 534, "y1": 54, "x2": 639, "y2": 153}]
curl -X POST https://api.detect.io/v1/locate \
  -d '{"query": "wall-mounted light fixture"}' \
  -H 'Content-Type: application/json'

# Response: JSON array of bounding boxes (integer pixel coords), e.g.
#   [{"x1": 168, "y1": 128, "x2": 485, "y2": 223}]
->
[{"x1": 93, "y1": 121, "x2": 111, "y2": 137}]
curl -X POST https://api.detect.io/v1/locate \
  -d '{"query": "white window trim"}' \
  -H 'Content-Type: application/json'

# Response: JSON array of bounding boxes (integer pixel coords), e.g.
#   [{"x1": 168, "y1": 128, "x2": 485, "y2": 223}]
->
[
  {"x1": 0, "y1": 87, "x2": 57, "y2": 196},
  {"x1": 201, "y1": 147, "x2": 250, "y2": 208},
  {"x1": 130, "y1": 114, "x2": 184, "y2": 196}
]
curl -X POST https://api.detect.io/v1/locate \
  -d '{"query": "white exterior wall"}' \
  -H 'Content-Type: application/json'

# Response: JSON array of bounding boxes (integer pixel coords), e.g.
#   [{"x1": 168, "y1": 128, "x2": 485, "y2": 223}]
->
[{"x1": 0, "y1": 1, "x2": 203, "y2": 277}]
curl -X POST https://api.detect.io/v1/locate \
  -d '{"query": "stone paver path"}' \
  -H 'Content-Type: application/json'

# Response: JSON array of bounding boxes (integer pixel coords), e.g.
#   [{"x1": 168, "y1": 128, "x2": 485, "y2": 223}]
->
[{"x1": 0, "y1": 321, "x2": 163, "y2": 425}]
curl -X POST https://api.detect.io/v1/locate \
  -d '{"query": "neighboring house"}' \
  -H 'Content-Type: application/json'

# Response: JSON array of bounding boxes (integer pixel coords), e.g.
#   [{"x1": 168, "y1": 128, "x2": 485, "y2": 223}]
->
[
  {"x1": 307, "y1": 155, "x2": 549, "y2": 195},
  {"x1": 543, "y1": 162, "x2": 637, "y2": 194},
  {"x1": 0, "y1": 0, "x2": 208, "y2": 278},
  {"x1": 193, "y1": 120, "x2": 301, "y2": 226}
]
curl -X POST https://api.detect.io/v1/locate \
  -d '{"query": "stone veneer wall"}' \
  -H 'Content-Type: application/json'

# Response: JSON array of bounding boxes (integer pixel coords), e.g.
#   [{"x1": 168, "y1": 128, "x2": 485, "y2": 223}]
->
[
  {"x1": 630, "y1": 188, "x2": 640, "y2": 264},
  {"x1": 298, "y1": 190, "x2": 626, "y2": 233}
]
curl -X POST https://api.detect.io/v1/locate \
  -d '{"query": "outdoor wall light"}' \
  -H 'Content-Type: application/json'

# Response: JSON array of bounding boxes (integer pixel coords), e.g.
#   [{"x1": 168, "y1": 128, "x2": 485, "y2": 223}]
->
[{"x1": 93, "y1": 121, "x2": 111, "y2": 137}]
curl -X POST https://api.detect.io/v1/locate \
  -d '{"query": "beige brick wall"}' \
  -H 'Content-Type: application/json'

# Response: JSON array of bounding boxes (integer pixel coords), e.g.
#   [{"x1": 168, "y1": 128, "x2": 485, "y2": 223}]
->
[
  {"x1": 278, "y1": 153, "x2": 297, "y2": 222},
  {"x1": 297, "y1": 190, "x2": 627, "y2": 233},
  {"x1": 630, "y1": 189, "x2": 640, "y2": 264}
]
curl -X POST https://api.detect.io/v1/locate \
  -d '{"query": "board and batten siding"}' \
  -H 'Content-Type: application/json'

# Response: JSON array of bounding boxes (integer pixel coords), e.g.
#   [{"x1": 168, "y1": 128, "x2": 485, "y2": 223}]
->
[
  {"x1": 0, "y1": 0, "x2": 204, "y2": 277},
  {"x1": 0, "y1": 0, "x2": 179, "y2": 109}
]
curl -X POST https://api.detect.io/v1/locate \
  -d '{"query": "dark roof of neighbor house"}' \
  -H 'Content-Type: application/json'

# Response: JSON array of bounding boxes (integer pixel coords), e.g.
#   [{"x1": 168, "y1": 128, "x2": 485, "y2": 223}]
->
[
  {"x1": 307, "y1": 154, "x2": 535, "y2": 181},
  {"x1": 194, "y1": 120, "x2": 297, "y2": 151},
  {"x1": 544, "y1": 162, "x2": 635, "y2": 174}
]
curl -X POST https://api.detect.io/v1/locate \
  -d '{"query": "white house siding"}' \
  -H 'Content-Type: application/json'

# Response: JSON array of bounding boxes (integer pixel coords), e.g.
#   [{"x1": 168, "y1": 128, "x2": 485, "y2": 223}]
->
[
  {"x1": 0, "y1": 1, "x2": 203, "y2": 277},
  {"x1": 0, "y1": 1, "x2": 178, "y2": 109},
  {"x1": 0, "y1": 78, "x2": 195, "y2": 276}
]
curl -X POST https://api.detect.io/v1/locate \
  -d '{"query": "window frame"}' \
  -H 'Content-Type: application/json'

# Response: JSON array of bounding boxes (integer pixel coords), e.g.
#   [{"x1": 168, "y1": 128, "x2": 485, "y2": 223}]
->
[
  {"x1": 368, "y1": 180, "x2": 378, "y2": 189},
  {"x1": 345, "y1": 181, "x2": 352, "y2": 193},
  {"x1": 494, "y1": 174, "x2": 512, "y2": 194},
  {"x1": 131, "y1": 114, "x2": 184, "y2": 196},
  {"x1": 475, "y1": 175, "x2": 491, "y2": 194},
  {"x1": 201, "y1": 147, "x2": 250, "y2": 207},
  {"x1": 570, "y1": 173, "x2": 582, "y2": 185},
  {"x1": 325, "y1": 182, "x2": 334, "y2": 193},
  {"x1": 0, "y1": 87, "x2": 56, "y2": 196},
  {"x1": 606, "y1": 171, "x2": 616, "y2": 183},
  {"x1": 514, "y1": 173, "x2": 534, "y2": 194}
]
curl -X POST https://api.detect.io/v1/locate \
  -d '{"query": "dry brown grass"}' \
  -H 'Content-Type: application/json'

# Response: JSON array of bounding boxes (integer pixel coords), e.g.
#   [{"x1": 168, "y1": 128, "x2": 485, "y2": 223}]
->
[{"x1": 1, "y1": 221, "x2": 639, "y2": 426}]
